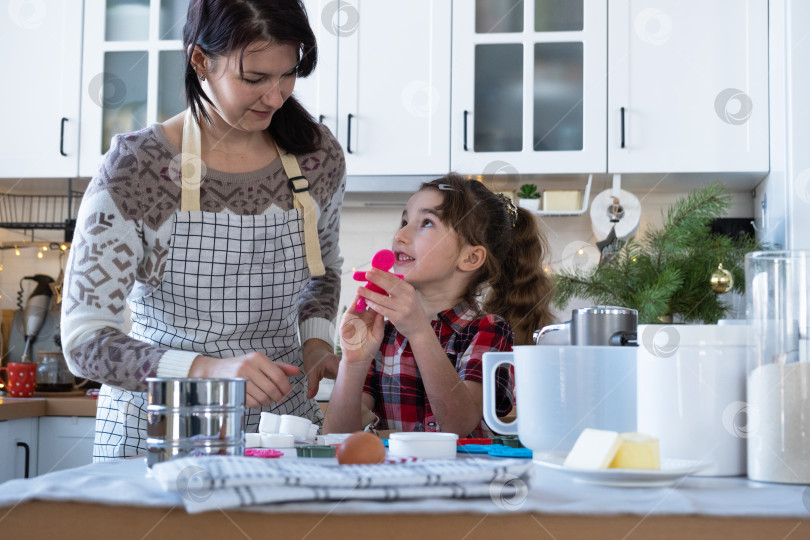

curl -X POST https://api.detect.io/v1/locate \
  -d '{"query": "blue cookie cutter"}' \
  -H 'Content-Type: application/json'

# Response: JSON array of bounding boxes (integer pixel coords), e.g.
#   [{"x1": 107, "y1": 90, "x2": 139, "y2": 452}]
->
[
  {"x1": 457, "y1": 444, "x2": 491, "y2": 454},
  {"x1": 487, "y1": 444, "x2": 533, "y2": 459}
]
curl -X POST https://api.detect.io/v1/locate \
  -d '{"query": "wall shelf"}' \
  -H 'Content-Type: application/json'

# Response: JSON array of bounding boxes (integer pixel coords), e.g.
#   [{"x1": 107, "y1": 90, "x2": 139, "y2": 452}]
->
[{"x1": 0, "y1": 179, "x2": 82, "y2": 241}]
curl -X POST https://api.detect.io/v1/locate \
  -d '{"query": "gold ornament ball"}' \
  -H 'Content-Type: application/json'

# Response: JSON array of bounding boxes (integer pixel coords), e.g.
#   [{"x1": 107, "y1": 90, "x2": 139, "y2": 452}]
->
[{"x1": 710, "y1": 264, "x2": 734, "y2": 294}]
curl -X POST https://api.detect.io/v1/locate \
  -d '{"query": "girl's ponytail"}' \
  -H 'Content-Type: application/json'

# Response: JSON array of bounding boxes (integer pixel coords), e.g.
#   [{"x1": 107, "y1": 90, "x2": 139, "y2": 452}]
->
[{"x1": 482, "y1": 207, "x2": 554, "y2": 345}]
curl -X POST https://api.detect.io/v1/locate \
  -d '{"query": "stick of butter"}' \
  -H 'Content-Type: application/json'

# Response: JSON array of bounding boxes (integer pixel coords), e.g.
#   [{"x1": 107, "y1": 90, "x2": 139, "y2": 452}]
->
[
  {"x1": 542, "y1": 190, "x2": 583, "y2": 211},
  {"x1": 609, "y1": 432, "x2": 660, "y2": 470},
  {"x1": 563, "y1": 428, "x2": 622, "y2": 469}
]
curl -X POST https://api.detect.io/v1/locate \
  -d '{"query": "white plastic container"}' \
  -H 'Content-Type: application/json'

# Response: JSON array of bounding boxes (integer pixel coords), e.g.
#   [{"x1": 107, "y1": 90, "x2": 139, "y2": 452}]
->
[
  {"x1": 259, "y1": 412, "x2": 282, "y2": 434},
  {"x1": 278, "y1": 414, "x2": 313, "y2": 442},
  {"x1": 637, "y1": 324, "x2": 748, "y2": 476},
  {"x1": 260, "y1": 433, "x2": 295, "y2": 448},
  {"x1": 388, "y1": 432, "x2": 458, "y2": 459},
  {"x1": 307, "y1": 423, "x2": 319, "y2": 443},
  {"x1": 245, "y1": 433, "x2": 262, "y2": 448},
  {"x1": 316, "y1": 433, "x2": 353, "y2": 446}
]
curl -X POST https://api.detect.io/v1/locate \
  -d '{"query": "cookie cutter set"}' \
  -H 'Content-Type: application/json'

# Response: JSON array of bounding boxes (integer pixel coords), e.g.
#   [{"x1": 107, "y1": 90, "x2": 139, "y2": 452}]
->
[
  {"x1": 245, "y1": 412, "x2": 319, "y2": 450},
  {"x1": 242, "y1": 410, "x2": 532, "y2": 461}
]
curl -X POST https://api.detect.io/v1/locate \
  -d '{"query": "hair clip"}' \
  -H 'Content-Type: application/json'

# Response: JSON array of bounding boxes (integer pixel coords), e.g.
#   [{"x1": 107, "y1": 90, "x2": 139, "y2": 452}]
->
[
  {"x1": 437, "y1": 183, "x2": 455, "y2": 191},
  {"x1": 496, "y1": 193, "x2": 518, "y2": 228}
]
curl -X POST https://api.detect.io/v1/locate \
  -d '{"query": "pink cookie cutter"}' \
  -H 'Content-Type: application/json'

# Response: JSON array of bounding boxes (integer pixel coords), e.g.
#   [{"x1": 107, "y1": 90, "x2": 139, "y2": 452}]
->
[
  {"x1": 353, "y1": 249, "x2": 404, "y2": 312},
  {"x1": 245, "y1": 448, "x2": 284, "y2": 458}
]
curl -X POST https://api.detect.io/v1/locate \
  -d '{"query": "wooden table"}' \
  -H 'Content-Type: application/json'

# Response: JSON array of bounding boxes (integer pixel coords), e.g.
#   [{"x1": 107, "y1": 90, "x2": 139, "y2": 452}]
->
[{"x1": 2, "y1": 501, "x2": 807, "y2": 539}]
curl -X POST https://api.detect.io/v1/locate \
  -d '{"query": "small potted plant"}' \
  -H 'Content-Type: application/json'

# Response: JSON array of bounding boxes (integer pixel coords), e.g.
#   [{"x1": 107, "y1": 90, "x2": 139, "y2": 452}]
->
[{"x1": 516, "y1": 184, "x2": 541, "y2": 212}]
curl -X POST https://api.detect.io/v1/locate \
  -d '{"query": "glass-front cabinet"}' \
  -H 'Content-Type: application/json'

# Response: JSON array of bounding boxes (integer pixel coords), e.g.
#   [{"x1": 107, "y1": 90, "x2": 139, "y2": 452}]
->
[
  {"x1": 79, "y1": 0, "x2": 189, "y2": 177},
  {"x1": 451, "y1": 0, "x2": 606, "y2": 175}
]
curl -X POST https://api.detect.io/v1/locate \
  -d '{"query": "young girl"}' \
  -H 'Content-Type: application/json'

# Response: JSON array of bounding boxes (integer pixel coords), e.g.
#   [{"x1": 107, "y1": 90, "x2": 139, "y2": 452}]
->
[{"x1": 324, "y1": 174, "x2": 554, "y2": 437}]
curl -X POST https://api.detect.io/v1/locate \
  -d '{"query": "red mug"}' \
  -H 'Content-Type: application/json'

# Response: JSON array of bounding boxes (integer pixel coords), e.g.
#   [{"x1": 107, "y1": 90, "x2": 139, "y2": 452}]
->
[{"x1": 0, "y1": 362, "x2": 38, "y2": 397}]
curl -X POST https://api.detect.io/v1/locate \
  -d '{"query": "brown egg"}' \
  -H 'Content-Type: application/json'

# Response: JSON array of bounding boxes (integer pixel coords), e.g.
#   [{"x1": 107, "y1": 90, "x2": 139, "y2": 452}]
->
[{"x1": 336, "y1": 431, "x2": 386, "y2": 465}]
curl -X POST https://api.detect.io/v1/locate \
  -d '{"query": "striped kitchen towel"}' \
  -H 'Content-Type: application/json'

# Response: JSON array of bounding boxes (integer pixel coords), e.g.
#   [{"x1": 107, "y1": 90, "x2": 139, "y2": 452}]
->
[{"x1": 150, "y1": 456, "x2": 533, "y2": 513}]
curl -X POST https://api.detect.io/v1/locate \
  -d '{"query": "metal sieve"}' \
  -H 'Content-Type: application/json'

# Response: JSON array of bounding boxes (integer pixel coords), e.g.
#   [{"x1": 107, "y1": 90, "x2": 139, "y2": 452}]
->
[{"x1": 146, "y1": 377, "x2": 246, "y2": 467}]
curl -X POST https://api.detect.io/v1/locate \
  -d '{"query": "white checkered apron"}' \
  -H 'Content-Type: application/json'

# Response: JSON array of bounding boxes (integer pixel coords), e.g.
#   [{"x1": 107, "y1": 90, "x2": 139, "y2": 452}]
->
[
  {"x1": 93, "y1": 210, "x2": 324, "y2": 460},
  {"x1": 93, "y1": 112, "x2": 324, "y2": 460}
]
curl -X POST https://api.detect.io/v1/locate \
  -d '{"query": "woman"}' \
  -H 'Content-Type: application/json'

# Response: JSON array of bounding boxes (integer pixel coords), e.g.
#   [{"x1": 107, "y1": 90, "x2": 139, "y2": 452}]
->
[{"x1": 61, "y1": 0, "x2": 346, "y2": 461}]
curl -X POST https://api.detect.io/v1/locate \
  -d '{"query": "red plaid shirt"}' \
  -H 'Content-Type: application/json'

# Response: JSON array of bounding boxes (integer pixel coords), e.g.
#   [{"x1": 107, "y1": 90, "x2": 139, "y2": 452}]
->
[{"x1": 362, "y1": 302, "x2": 514, "y2": 437}]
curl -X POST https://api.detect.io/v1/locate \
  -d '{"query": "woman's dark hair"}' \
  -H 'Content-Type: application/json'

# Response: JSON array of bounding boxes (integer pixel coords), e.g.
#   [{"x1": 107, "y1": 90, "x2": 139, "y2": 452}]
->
[
  {"x1": 420, "y1": 174, "x2": 555, "y2": 345},
  {"x1": 183, "y1": 0, "x2": 321, "y2": 153}
]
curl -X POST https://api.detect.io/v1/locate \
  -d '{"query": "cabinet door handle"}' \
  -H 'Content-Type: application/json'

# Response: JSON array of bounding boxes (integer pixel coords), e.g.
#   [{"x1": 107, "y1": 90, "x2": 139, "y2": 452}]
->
[
  {"x1": 318, "y1": 114, "x2": 325, "y2": 124},
  {"x1": 16, "y1": 442, "x2": 30, "y2": 478},
  {"x1": 346, "y1": 113, "x2": 354, "y2": 154},
  {"x1": 463, "y1": 110, "x2": 469, "y2": 151},
  {"x1": 620, "y1": 107, "x2": 626, "y2": 149},
  {"x1": 60, "y1": 117, "x2": 68, "y2": 157}
]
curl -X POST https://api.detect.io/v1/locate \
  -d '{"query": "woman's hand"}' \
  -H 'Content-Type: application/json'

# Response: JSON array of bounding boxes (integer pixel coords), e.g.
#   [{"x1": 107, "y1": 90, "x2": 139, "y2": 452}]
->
[
  {"x1": 340, "y1": 295, "x2": 384, "y2": 367},
  {"x1": 302, "y1": 338, "x2": 340, "y2": 399},
  {"x1": 189, "y1": 353, "x2": 300, "y2": 409}
]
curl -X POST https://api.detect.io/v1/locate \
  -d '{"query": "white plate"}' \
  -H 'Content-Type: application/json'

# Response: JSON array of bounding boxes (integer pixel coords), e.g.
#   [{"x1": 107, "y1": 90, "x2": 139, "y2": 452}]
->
[{"x1": 533, "y1": 452, "x2": 710, "y2": 487}]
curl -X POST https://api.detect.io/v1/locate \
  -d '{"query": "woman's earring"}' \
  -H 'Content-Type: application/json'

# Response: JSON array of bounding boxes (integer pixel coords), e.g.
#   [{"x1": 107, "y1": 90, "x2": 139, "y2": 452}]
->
[{"x1": 197, "y1": 72, "x2": 205, "y2": 82}]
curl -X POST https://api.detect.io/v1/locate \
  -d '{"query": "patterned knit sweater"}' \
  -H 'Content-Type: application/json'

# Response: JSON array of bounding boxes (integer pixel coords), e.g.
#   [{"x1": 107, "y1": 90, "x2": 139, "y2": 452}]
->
[{"x1": 61, "y1": 123, "x2": 346, "y2": 393}]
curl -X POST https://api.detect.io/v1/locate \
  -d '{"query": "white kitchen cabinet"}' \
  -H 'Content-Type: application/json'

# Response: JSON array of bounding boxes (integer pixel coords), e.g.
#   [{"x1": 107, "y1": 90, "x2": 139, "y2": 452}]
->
[
  {"x1": 298, "y1": 0, "x2": 452, "y2": 176},
  {"x1": 37, "y1": 416, "x2": 95, "y2": 475},
  {"x1": 79, "y1": 0, "x2": 189, "y2": 177},
  {"x1": 0, "y1": 0, "x2": 82, "y2": 178},
  {"x1": 450, "y1": 0, "x2": 768, "y2": 179},
  {"x1": 297, "y1": 0, "x2": 339, "y2": 135},
  {"x1": 451, "y1": 0, "x2": 607, "y2": 175},
  {"x1": 0, "y1": 418, "x2": 38, "y2": 482},
  {"x1": 607, "y1": 0, "x2": 769, "y2": 175}
]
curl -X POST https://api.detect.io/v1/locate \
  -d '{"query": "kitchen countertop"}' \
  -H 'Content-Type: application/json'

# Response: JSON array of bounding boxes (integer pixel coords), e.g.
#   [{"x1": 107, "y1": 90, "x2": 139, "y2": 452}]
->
[
  {"x1": 0, "y1": 397, "x2": 46, "y2": 420},
  {"x1": 0, "y1": 395, "x2": 98, "y2": 420},
  {"x1": 1, "y1": 455, "x2": 808, "y2": 539},
  {"x1": 0, "y1": 394, "x2": 336, "y2": 421}
]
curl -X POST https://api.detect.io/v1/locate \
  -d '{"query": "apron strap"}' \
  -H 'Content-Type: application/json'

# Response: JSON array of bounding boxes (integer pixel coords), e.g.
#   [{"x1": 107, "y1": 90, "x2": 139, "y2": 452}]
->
[
  {"x1": 179, "y1": 108, "x2": 325, "y2": 277},
  {"x1": 180, "y1": 109, "x2": 202, "y2": 212},
  {"x1": 273, "y1": 142, "x2": 325, "y2": 277}
]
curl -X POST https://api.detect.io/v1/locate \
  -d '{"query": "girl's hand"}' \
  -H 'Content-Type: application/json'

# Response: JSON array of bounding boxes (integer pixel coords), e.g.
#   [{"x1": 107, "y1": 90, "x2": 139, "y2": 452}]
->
[
  {"x1": 359, "y1": 269, "x2": 433, "y2": 339},
  {"x1": 340, "y1": 295, "x2": 384, "y2": 366},
  {"x1": 189, "y1": 353, "x2": 300, "y2": 409}
]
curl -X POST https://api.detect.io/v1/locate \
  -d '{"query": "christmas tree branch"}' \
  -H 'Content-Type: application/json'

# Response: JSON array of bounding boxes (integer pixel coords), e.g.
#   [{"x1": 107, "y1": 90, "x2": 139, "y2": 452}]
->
[{"x1": 551, "y1": 182, "x2": 764, "y2": 324}]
